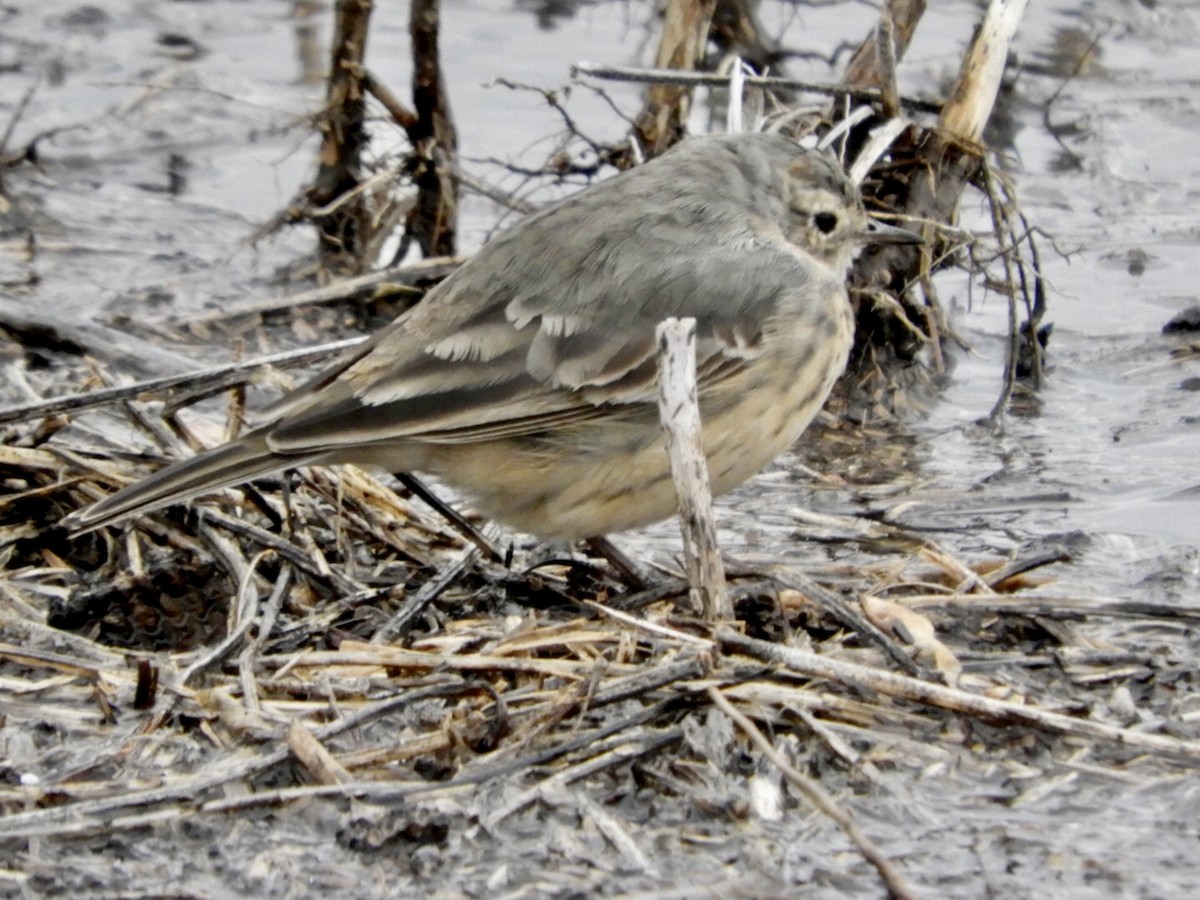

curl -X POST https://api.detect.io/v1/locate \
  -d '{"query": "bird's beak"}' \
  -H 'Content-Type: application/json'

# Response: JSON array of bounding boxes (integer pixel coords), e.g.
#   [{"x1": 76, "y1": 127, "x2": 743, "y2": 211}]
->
[{"x1": 860, "y1": 218, "x2": 923, "y2": 245}]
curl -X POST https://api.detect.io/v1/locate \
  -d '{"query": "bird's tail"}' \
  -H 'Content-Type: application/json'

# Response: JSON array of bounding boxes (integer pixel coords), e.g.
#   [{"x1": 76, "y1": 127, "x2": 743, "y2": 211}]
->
[{"x1": 63, "y1": 428, "x2": 315, "y2": 532}]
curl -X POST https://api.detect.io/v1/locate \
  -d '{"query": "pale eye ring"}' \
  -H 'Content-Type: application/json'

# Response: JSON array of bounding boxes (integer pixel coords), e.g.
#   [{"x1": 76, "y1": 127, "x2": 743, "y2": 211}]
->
[{"x1": 814, "y1": 212, "x2": 838, "y2": 234}]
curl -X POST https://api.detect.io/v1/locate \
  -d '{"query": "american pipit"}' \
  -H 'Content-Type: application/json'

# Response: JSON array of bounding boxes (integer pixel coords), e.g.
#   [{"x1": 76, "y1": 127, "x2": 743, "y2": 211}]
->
[{"x1": 67, "y1": 132, "x2": 919, "y2": 539}]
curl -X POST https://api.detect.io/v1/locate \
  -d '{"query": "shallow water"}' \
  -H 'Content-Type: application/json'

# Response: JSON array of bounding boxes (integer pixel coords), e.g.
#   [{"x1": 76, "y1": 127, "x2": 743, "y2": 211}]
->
[
  {"x1": 923, "y1": 0, "x2": 1200, "y2": 600},
  {"x1": 3, "y1": 0, "x2": 1199, "y2": 895}
]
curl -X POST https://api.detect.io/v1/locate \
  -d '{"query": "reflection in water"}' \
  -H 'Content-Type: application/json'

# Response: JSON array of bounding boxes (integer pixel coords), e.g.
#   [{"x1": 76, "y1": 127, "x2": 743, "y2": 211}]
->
[
  {"x1": 293, "y1": 0, "x2": 326, "y2": 85},
  {"x1": 515, "y1": 0, "x2": 588, "y2": 32}
]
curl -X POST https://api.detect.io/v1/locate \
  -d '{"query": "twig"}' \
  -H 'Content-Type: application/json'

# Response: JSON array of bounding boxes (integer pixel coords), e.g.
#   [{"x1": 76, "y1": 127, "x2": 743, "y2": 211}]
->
[
  {"x1": 201, "y1": 727, "x2": 676, "y2": 816},
  {"x1": 583, "y1": 536, "x2": 650, "y2": 590},
  {"x1": 631, "y1": 0, "x2": 717, "y2": 157},
  {"x1": 588, "y1": 655, "x2": 709, "y2": 706},
  {"x1": 484, "y1": 732, "x2": 678, "y2": 831},
  {"x1": 655, "y1": 318, "x2": 729, "y2": 619},
  {"x1": 570, "y1": 790, "x2": 660, "y2": 876},
  {"x1": 176, "y1": 546, "x2": 269, "y2": 686},
  {"x1": 287, "y1": 720, "x2": 353, "y2": 785},
  {"x1": 311, "y1": 0, "x2": 373, "y2": 269},
  {"x1": 184, "y1": 506, "x2": 361, "y2": 595},
  {"x1": 396, "y1": 473, "x2": 502, "y2": 563},
  {"x1": 176, "y1": 257, "x2": 460, "y2": 327},
  {"x1": 980, "y1": 160, "x2": 1023, "y2": 425},
  {"x1": 0, "y1": 684, "x2": 470, "y2": 838},
  {"x1": 0, "y1": 338, "x2": 363, "y2": 427},
  {"x1": 0, "y1": 81, "x2": 40, "y2": 160},
  {"x1": 937, "y1": 0, "x2": 1030, "y2": 144},
  {"x1": 585, "y1": 599, "x2": 713, "y2": 648},
  {"x1": 983, "y1": 546, "x2": 1070, "y2": 588},
  {"x1": 717, "y1": 629, "x2": 1200, "y2": 763},
  {"x1": 450, "y1": 161, "x2": 537, "y2": 215},
  {"x1": 893, "y1": 592, "x2": 1200, "y2": 622},
  {"x1": 238, "y1": 562, "x2": 293, "y2": 712},
  {"x1": 371, "y1": 533, "x2": 491, "y2": 644},
  {"x1": 874, "y1": 5, "x2": 901, "y2": 119},
  {"x1": 1015, "y1": 207, "x2": 1048, "y2": 387},
  {"x1": 708, "y1": 686, "x2": 919, "y2": 900},
  {"x1": 574, "y1": 62, "x2": 943, "y2": 115},
  {"x1": 847, "y1": 116, "x2": 912, "y2": 186},
  {"x1": 919, "y1": 542, "x2": 998, "y2": 595},
  {"x1": 763, "y1": 565, "x2": 921, "y2": 675},
  {"x1": 840, "y1": 0, "x2": 927, "y2": 96},
  {"x1": 362, "y1": 68, "x2": 418, "y2": 131},
  {"x1": 1039, "y1": 29, "x2": 1107, "y2": 171},
  {"x1": 406, "y1": 0, "x2": 459, "y2": 258}
]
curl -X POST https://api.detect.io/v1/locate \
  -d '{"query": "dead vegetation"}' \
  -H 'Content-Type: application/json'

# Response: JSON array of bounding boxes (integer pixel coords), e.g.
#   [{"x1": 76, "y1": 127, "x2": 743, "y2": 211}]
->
[
  {"x1": 4, "y1": 436, "x2": 1200, "y2": 893},
  {"x1": 0, "y1": 0, "x2": 1191, "y2": 896}
]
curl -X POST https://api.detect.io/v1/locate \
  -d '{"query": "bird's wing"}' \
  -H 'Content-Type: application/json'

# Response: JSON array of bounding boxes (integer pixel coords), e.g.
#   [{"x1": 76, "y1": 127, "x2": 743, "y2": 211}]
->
[{"x1": 266, "y1": 173, "x2": 820, "y2": 454}]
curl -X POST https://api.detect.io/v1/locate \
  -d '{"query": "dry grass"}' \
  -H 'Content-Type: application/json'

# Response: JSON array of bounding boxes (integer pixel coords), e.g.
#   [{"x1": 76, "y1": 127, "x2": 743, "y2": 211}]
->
[{"x1": 3, "y1": 394, "x2": 1199, "y2": 894}]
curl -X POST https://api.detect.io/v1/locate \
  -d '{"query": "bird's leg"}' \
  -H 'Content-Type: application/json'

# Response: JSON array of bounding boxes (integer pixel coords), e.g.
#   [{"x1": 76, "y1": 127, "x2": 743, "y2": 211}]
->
[
  {"x1": 583, "y1": 536, "x2": 649, "y2": 591},
  {"x1": 394, "y1": 473, "x2": 503, "y2": 564}
]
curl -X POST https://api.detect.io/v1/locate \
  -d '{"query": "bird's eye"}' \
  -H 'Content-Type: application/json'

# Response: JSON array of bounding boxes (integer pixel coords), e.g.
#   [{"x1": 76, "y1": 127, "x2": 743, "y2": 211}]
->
[{"x1": 814, "y1": 212, "x2": 838, "y2": 234}]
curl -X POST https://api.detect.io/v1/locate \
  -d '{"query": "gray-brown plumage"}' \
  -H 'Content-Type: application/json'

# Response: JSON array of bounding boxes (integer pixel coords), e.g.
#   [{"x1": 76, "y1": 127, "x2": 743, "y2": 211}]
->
[{"x1": 66, "y1": 132, "x2": 919, "y2": 539}]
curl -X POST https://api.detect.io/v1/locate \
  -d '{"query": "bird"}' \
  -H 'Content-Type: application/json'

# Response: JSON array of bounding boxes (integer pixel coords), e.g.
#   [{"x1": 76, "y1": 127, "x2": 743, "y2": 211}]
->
[{"x1": 66, "y1": 132, "x2": 920, "y2": 541}]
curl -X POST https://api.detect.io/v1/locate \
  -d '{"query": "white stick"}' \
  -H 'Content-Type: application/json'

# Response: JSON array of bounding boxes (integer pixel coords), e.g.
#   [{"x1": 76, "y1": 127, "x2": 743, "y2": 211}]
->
[
  {"x1": 655, "y1": 317, "x2": 730, "y2": 619},
  {"x1": 939, "y1": 0, "x2": 1029, "y2": 142}
]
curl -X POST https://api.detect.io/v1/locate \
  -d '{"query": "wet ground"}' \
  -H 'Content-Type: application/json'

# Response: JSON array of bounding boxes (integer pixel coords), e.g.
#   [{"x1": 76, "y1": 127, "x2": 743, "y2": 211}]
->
[{"x1": 2, "y1": 0, "x2": 1199, "y2": 896}]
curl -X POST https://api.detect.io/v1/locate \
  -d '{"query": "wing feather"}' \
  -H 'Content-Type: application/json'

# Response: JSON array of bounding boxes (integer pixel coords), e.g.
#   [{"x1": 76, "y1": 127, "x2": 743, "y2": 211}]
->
[{"x1": 266, "y1": 137, "x2": 824, "y2": 454}]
